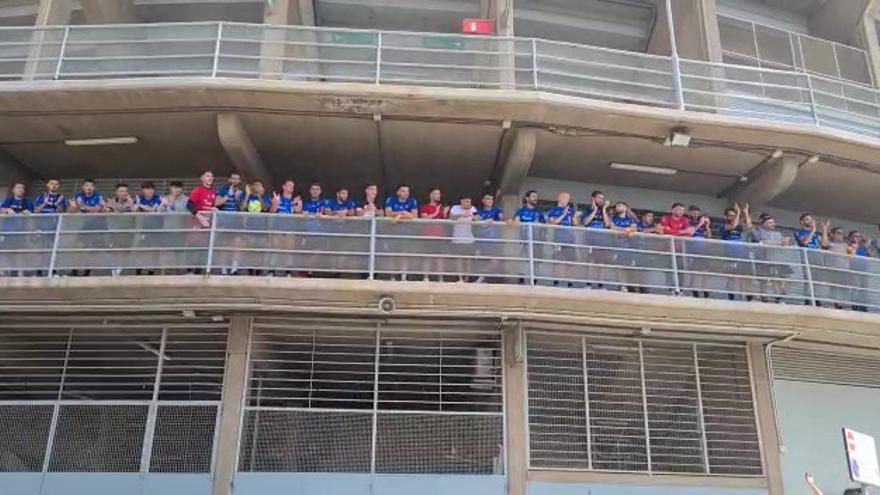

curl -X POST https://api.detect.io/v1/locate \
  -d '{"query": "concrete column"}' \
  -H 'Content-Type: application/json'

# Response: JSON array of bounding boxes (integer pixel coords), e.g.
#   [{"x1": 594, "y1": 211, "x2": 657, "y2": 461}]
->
[
  {"x1": 727, "y1": 154, "x2": 800, "y2": 209},
  {"x1": 747, "y1": 342, "x2": 785, "y2": 495},
  {"x1": 212, "y1": 316, "x2": 251, "y2": 495},
  {"x1": 24, "y1": 0, "x2": 73, "y2": 80},
  {"x1": 647, "y1": 0, "x2": 722, "y2": 62},
  {"x1": 260, "y1": 0, "x2": 317, "y2": 80},
  {"x1": 495, "y1": 128, "x2": 537, "y2": 215},
  {"x1": 480, "y1": 0, "x2": 515, "y2": 89},
  {"x1": 859, "y1": 14, "x2": 880, "y2": 88},
  {"x1": 78, "y1": 0, "x2": 136, "y2": 24},
  {"x1": 217, "y1": 113, "x2": 275, "y2": 188},
  {"x1": 503, "y1": 322, "x2": 526, "y2": 495}
]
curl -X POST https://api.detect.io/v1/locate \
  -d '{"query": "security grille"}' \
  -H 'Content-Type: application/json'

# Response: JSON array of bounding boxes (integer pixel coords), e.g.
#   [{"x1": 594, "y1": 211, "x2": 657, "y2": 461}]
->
[
  {"x1": 239, "y1": 317, "x2": 504, "y2": 475},
  {"x1": 526, "y1": 332, "x2": 762, "y2": 476},
  {"x1": 0, "y1": 317, "x2": 228, "y2": 474},
  {"x1": 771, "y1": 347, "x2": 880, "y2": 390}
]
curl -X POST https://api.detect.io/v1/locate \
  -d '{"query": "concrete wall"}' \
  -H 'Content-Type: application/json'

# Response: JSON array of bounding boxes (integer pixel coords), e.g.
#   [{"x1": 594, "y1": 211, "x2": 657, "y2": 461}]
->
[{"x1": 774, "y1": 380, "x2": 880, "y2": 495}]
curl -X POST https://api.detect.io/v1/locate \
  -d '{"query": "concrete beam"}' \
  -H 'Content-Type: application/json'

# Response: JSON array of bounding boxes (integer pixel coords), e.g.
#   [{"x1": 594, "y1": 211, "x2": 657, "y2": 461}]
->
[
  {"x1": 211, "y1": 316, "x2": 250, "y2": 495},
  {"x1": 747, "y1": 343, "x2": 785, "y2": 495},
  {"x1": 494, "y1": 128, "x2": 537, "y2": 215},
  {"x1": 78, "y1": 0, "x2": 137, "y2": 24},
  {"x1": 808, "y1": 0, "x2": 870, "y2": 45},
  {"x1": 647, "y1": 0, "x2": 722, "y2": 61},
  {"x1": 216, "y1": 113, "x2": 274, "y2": 187},
  {"x1": 727, "y1": 155, "x2": 801, "y2": 209}
]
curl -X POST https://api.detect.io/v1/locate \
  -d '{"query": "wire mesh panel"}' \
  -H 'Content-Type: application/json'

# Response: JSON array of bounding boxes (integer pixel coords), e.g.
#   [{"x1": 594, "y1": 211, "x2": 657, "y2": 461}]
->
[
  {"x1": 159, "y1": 326, "x2": 229, "y2": 401},
  {"x1": 375, "y1": 413, "x2": 503, "y2": 474},
  {"x1": 49, "y1": 404, "x2": 149, "y2": 472},
  {"x1": 149, "y1": 405, "x2": 218, "y2": 473},
  {"x1": 526, "y1": 331, "x2": 762, "y2": 476},
  {"x1": 238, "y1": 409, "x2": 372, "y2": 472},
  {"x1": 0, "y1": 327, "x2": 68, "y2": 400},
  {"x1": 0, "y1": 404, "x2": 54, "y2": 471},
  {"x1": 696, "y1": 345, "x2": 762, "y2": 475}
]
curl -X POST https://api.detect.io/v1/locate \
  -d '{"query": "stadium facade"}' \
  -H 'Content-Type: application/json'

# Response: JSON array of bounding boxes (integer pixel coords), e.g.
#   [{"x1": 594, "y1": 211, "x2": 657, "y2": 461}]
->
[{"x1": 1, "y1": 1, "x2": 880, "y2": 495}]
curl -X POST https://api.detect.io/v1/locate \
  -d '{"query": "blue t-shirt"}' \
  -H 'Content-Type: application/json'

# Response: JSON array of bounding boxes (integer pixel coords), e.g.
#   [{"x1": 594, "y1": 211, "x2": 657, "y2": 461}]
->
[
  {"x1": 302, "y1": 197, "x2": 327, "y2": 216},
  {"x1": 611, "y1": 215, "x2": 637, "y2": 229},
  {"x1": 638, "y1": 221, "x2": 655, "y2": 232},
  {"x1": 513, "y1": 207, "x2": 545, "y2": 224},
  {"x1": 579, "y1": 207, "x2": 606, "y2": 229},
  {"x1": 34, "y1": 193, "x2": 68, "y2": 213},
  {"x1": 1, "y1": 197, "x2": 33, "y2": 213},
  {"x1": 720, "y1": 224, "x2": 744, "y2": 242},
  {"x1": 547, "y1": 206, "x2": 575, "y2": 227},
  {"x1": 690, "y1": 217, "x2": 709, "y2": 238},
  {"x1": 796, "y1": 229, "x2": 821, "y2": 249},
  {"x1": 275, "y1": 194, "x2": 298, "y2": 214},
  {"x1": 475, "y1": 207, "x2": 502, "y2": 221},
  {"x1": 217, "y1": 185, "x2": 245, "y2": 212},
  {"x1": 384, "y1": 196, "x2": 418, "y2": 213},
  {"x1": 137, "y1": 194, "x2": 162, "y2": 210},
  {"x1": 74, "y1": 192, "x2": 104, "y2": 210},
  {"x1": 855, "y1": 246, "x2": 870, "y2": 257},
  {"x1": 327, "y1": 199, "x2": 356, "y2": 214}
]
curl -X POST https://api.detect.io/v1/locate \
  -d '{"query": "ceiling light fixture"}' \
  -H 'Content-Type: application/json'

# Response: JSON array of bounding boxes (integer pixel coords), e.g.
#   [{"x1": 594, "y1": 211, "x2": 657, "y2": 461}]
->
[
  {"x1": 64, "y1": 136, "x2": 139, "y2": 147},
  {"x1": 610, "y1": 162, "x2": 678, "y2": 176}
]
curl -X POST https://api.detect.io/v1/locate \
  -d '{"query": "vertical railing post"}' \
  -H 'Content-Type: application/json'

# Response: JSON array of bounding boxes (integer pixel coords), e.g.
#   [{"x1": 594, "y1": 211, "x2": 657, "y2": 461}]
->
[
  {"x1": 140, "y1": 327, "x2": 168, "y2": 475},
  {"x1": 211, "y1": 22, "x2": 223, "y2": 78},
  {"x1": 801, "y1": 247, "x2": 817, "y2": 306},
  {"x1": 375, "y1": 32, "x2": 383, "y2": 85},
  {"x1": 664, "y1": 0, "x2": 685, "y2": 110},
  {"x1": 637, "y1": 341, "x2": 652, "y2": 474},
  {"x1": 527, "y1": 223, "x2": 536, "y2": 286},
  {"x1": 692, "y1": 343, "x2": 711, "y2": 474},
  {"x1": 205, "y1": 212, "x2": 218, "y2": 275},
  {"x1": 46, "y1": 214, "x2": 64, "y2": 277},
  {"x1": 804, "y1": 74, "x2": 820, "y2": 126},
  {"x1": 368, "y1": 217, "x2": 377, "y2": 280},
  {"x1": 669, "y1": 236, "x2": 681, "y2": 294},
  {"x1": 531, "y1": 38, "x2": 539, "y2": 90},
  {"x1": 53, "y1": 26, "x2": 70, "y2": 81}
]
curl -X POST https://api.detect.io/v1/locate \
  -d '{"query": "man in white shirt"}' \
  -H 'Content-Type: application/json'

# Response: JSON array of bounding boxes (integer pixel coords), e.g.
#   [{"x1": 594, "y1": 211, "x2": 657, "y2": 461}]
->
[{"x1": 448, "y1": 196, "x2": 478, "y2": 282}]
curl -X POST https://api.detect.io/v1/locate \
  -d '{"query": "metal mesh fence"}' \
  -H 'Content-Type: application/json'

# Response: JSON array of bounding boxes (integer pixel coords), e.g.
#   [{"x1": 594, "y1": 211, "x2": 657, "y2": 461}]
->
[
  {"x1": 238, "y1": 409, "x2": 372, "y2": 472},
  {"x1": 526, "y1": 331, "x2": 762, "y2": 476},
  {"x1": 0, "y1": 404, "x2": 54, "y2": 472},
  {"x1": 375, "y1": 413, "x2": 503, "y2": 474},
  {"x1": 0, "y1": 328, "x2": 69, "y2": 401},
  {"x1": 159, "y1": 326, "x2": 229, "y2": 401},
  {"x1": 149, "y1": 405, "x2": 218, "y2": 473},
  {"x1": 49, "y1": 404, "x2": 149, "y2": 472}
]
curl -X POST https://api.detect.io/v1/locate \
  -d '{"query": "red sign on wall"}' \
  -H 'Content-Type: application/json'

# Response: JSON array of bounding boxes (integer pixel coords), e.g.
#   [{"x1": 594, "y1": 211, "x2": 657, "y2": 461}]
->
[{"x1": 462, "y1": 18, "x2": 495, "y2": 35}]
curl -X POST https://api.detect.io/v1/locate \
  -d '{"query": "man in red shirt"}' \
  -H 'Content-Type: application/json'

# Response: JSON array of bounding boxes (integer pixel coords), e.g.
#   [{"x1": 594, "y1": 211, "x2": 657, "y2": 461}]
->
[
  {"x1": 188, "y1": 171, "x2": 217, "y2": 228},
  {"x1": 660, "y1": 203, "x2": 696, "y2": 237},
  {"x1": 418, "y1": 187, "x2": 447, "y2": 281}
]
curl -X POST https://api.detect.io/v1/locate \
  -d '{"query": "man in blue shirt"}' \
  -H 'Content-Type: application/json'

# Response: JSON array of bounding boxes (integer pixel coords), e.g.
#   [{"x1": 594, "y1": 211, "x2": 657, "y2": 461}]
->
[
  {"x1": 511, "y1": 190, "x2": 545, "y2": 224},
  {"x1": 34, "y1": 179, "x2": 67, "y2": 214},
  {"x1": 216, "y1": 173, "x2": 245, "y2": 212},
  {"x1": 302, "y1": 183, "x2": 328, "y2": 216},
  {"x1": 719, "y1": 203, "x2": 754, "y2": 301},
  {"x1": 475, "y1": 193, "x2": 503, "y2": 222},
  {"x1": 384, "y1": 184, "x2": 418, "y2": 219},
  {"x1": 71, "y1": 179, "x2": 106, "y2": 213},
  {"x1": 795, "y1": 213, "x2": 829, "y2": 250},
  {"x1": 473, "y1": 193, "x2": 504, "y2": 283},
  {"x1": 547, "y1": 192, "x2": 577, "y2": 287},
  {"x1": 136, "y1": 182, "x2": 163, "y2": 212},
  {"x1": 579, "y1": 190, "x2": 608, "y2": 230},
  {"x1": 1, "y1": 182, "x2": 33, "y2": 214},
  {"x1": 270, "y1": 179, "x2": 301, "y2": 214},
  {"x1": 685, "y1": 205, "x2": 712, "y2": 298},
  {"x1": 327, "y1": 187, "x2": 356, "y2": 217}
]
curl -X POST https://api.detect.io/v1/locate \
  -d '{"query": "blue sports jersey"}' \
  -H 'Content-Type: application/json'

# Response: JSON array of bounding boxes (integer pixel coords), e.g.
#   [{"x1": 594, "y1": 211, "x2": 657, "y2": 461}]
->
[
  {"x1": 720, "y1": 224, "x2": 744, "y2": 241},
  {"x1": 137, "y1": 194, "x2": 162, "y2": 210},
  {"x1": 302, "y1": 197, "x2": 327, "y2": 215},
  {"x1": 1, "y1": 197, "x2": 33, "y2": 213},
  {"x1": 796, "y1": 229, "x2": 821, "y2": 249},
  {"x1": 275, "y1": 194, "x2": 298, "y2": 214},
  {"x1": 611, "y1": 215, "x2": 637, "y2": 229},
  {"x1": 690, "y1": 217, "x2": 709, "y2": 238},
  {"x1": 74, "y1": 192, "x2": 104, "y2": 210},
  {"x1": 638, "y1": 221, "x2": 655, "y2": 232},
  {"x1": 475, "y1": 207, "x2": 502, "y2": 221},
  {"x1": 35, "y1": 193, "x2": 67, "y2": 213},
  {"x1": 217, "y1": 185, "x2": 245, "y2": 212},
  {"x1": 579, "y1": 207, "x2": 606, "y2": 229},
  {"x1": 245, "y1": 194, "x2": 269, "y2": 213},
  {"x1": 384, "y1": 196, "x2": 418, "y2": 213},
  {"x1": 327, "y1": 199, "x2": 356, "y2": 213},
  {"x1": 855, "y1": 246, "x2": 870, "y2": 257},
  {"x1": 513, "y1": 207, "x2": 545, "y2": 224},
  {"x1": 547, "y1": 206, "x2": 575, "y2": 227}
]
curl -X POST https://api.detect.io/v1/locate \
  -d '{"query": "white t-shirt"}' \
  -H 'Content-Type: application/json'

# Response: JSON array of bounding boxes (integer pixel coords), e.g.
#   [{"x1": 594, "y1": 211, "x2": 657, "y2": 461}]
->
[{"x1": 449, "y1": 205, "x2": 477, "y2": 244}]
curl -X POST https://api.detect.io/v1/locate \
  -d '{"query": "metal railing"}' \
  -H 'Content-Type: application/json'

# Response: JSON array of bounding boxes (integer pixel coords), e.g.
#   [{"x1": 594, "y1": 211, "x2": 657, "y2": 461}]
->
[
  {"x1": 3, "y1": 22, "x2": 880, "y2": 139},
  {"x1": 2, "y1": 211, "x2": 880, "y2": 312}
]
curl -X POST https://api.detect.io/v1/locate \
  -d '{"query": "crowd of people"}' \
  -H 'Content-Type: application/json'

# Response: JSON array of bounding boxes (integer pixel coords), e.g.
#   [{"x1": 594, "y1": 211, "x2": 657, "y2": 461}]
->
[{"x1": 0, "y1": 171, "x2": 877, "y2": 305}]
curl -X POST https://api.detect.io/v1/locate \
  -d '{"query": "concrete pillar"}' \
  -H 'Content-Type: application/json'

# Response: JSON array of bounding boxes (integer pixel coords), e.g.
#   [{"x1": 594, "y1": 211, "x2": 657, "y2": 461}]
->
[
  {"x1": 260, "y1": 0, "x2": 317, "y2": 80},
  {"x1": 217, "y1": 113, "x2": 275, "y2": 188},
  {"x1": 859, "y1": 13, "x2": 880, "y2": 88},
  {"x1": 212, "y1": 316, "x2": 251, "y2": 495},
  {"x1": 747, "y1": 342, "x2": 785, "y2": 495},
  {"x1": 503, "y1": 322, "x2": 527, "y2": 495},
  {"x1": 495, "y1": 128, "x2": 537, "y2": 215},
  {"x1": 647, "y1": 0, "x2": 722, "y2": 62},
  {"x1": 78, "y1": 0, "x2": 136, "y2": 24},
  {"x1": 480, "y1": 0, "x2": 515, "y2": 89},
  {"x1": 727, "y1": 155, "x2": 800, "y2": 209},
  {"x1": 24, "y1": 0, "x2": 73, "y2": 80}
]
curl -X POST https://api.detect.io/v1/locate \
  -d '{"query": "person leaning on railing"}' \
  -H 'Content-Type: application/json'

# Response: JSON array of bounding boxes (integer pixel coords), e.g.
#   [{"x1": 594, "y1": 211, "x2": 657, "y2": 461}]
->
[
  {"x1": 34, "y1": 178, "x2": 68, "y2": 214},
  {"x1": 747, "y1": 214, "x2": 792, "y2": 303},
  {"x1": 160, "y1": 181, "x2": 189, "y2": 213},
  {"x1": 1, "y1": 182, "x2": 33, "y2": 215},
  {"x1": 187, "y1": 170, "x2": 217, "y2": 228}
]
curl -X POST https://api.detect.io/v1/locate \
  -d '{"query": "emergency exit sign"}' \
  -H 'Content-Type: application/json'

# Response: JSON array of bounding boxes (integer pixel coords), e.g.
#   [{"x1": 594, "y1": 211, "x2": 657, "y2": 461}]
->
[{"x1": 462, "y1": 18, "x2": 495, "y2": 35}]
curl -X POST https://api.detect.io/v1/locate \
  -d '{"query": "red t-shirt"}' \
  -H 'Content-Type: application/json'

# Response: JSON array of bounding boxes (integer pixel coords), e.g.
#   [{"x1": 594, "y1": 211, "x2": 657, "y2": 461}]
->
[
  {"x1": 419, "y1": 203, "x2": 446, "y2": 220},
  {"x1": 660, "y1": 214, "x2": 691, "y2": 236},
  {"x1": 190, "y1": 185, "x2": 216, "y2": 212}
]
